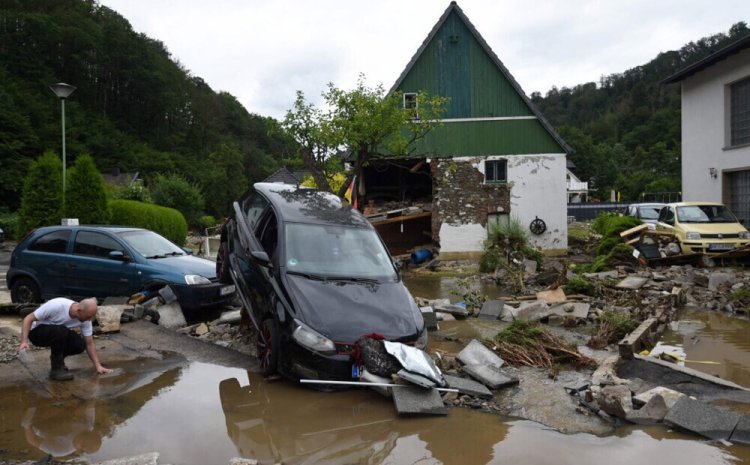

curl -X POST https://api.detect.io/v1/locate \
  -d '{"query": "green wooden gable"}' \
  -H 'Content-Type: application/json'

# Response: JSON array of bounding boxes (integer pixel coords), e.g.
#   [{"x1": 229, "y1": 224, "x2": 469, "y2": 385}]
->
[{"x1": 391, "y1": 2, "x2": 569, "y2": 157}]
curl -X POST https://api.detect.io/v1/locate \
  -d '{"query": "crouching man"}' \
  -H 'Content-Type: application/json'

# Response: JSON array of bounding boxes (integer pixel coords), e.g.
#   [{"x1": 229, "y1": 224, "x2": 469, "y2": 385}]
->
[{"x1": 19, "y1": 297, "x2": 112, "y2": 381}]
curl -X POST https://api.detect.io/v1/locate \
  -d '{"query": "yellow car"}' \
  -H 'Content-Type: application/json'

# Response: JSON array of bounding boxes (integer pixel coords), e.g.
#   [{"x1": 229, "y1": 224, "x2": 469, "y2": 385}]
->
[{"x1": 655, "y1": 202, "x2": 750, "y2": 255}]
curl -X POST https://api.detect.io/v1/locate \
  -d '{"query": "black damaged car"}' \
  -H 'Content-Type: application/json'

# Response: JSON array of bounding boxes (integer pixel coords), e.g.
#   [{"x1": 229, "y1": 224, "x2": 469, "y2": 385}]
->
[{"x1": 217, "y1": 182, "x2": 427, "y2": 382}]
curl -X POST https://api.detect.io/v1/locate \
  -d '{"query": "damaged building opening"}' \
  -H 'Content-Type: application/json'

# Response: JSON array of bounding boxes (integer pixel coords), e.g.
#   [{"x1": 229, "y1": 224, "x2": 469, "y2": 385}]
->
[{"x1": 362, "y1": 158, "x2": 434, "y2": 256}]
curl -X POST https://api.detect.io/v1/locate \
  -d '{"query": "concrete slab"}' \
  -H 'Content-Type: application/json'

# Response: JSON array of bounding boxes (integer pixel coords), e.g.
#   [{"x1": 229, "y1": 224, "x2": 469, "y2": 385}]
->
[
  {"x1": 548, "y1": 302, "x2": 590, "y2": 320},
  {"x1": 156, "y1": 302, "x2": 186, "y2": 329},
  {"x1": 616, "y1": 276, "x2": 649, "y2": 290},
  {"x1": 457, "y1": 339, "x2": 504, "y2": 369},
  {"x1": 392, "y1": 386, "x2": 448, "y2": 416},
  {"x1": 443, "y1": 374, "x2": 492, "y2": 399},
  {"x1": 502, "y1": 300, "x2": 549, "y2": 322},
  {"x1": 433, "y1": 303, "x2": 469, "y2": 318},
  {"x1": 477, "y1": 300, "x2": 503, "y2": 321},
  {"x1": 461, "y1": 364, "x2": 519, "y2": 390},
  {"x1": 663, "y1": 396, "x2": 741, "y2": 440},
  {"x1": 729, "y1": 415, "x2": 750, "y2": 445}
]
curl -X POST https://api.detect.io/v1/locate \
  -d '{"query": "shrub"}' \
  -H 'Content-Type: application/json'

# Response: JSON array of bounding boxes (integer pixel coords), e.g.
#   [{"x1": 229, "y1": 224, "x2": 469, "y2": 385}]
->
[
  {"x1": 0, "y1": 212, "x2": 20, "y2": 240},
  {"x1": 18, "y1": 151, "x2": 63, "y2": 235},
  {"x1": 114, "y1": 181, "x2": 151, "y2": 203},
  {"x1": 481, "y1": 217, "x2": 535, "y2": 273},
  {"x1": 110, "y1": 199, "x2": 187, "y2": 245},
  {"x1": 66, "y1": 154, "x2": 110, "y2": 224},
  {"x1": 199, "y1": 215, "x2": 217, "y2": 232},
  {"x1": 150, "y1": 173, "x2": 205, "y2": 226}
]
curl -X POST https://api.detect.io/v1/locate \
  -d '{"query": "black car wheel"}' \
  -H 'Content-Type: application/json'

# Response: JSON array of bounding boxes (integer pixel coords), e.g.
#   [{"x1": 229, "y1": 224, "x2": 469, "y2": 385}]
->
[
  {"x1": 257, "y1": 318, "x2": 280, "y2": 376},
  {"x1": 10, "y1": 278, "x2": 40, "y2": 304},
  {"x1": 216, "y1": 241, "x2": 231, "y2": 284}
]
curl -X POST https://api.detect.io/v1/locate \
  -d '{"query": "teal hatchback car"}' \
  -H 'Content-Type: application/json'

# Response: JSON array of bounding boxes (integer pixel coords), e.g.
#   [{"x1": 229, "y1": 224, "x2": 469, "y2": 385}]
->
[{"x1": 7, "y1": 225, "x2": 235, "y2": 310}]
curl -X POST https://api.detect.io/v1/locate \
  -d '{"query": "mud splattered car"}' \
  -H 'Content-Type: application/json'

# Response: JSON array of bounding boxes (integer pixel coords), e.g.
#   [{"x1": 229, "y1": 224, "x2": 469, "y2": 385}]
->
[{"x1": 217, "y1": 183, "x2": 427, "y2": 382}]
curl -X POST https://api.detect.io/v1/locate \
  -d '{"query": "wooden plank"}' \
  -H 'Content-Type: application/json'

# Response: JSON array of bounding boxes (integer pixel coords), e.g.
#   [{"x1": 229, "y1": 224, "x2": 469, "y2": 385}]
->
[
  {"x1": 370, "y1": 211, "x2": 432, "y2": 226},
  {"x1": 619, "y1": 223, "x2": 649, "y2": 239}
]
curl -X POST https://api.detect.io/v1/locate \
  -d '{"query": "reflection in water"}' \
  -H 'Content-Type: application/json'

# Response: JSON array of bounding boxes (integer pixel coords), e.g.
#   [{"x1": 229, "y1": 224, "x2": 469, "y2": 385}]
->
[
  {"x1": 22, "y1": 399, "x2": 101, "y2": 457},
  {"x1": 662, "y1": 308, "x2": 750, "y2": 386}
]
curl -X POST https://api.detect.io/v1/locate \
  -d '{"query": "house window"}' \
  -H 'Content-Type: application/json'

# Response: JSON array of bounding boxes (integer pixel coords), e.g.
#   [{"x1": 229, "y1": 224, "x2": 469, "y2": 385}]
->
[
  {"x1": 403, "y1": 93, "x2": 418, "y2": 118},
  {"x1": 730, "y1": 76, "x2": 750, "y2": 147},
  {"x1": 485, "y1": 160, "x2": 507, "y2": 183}
]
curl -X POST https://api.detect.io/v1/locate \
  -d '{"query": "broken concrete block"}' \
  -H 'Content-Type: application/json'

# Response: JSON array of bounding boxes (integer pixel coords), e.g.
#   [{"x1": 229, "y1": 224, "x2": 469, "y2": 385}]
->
[
  {"x1": 708, "y1": 272, "x2": 734, "y2": 291},
  {"x1": 597, "y1": 385, "x2": 633, "y2": 419},
  {"x1": 443, "y1": 374, "x2": 492, "y2": 399},
  {"x1": 435, "y1": 312, "x2": 455, "y2": 322},
  {"x1": 461, "y1": 364, "x2": 518, "y2": 390},
  {"x1": 729, "y1": 416, "x2": 750, "y2": 446},
  {"x1": 523, "y1": 259, "x2": 538, "y2": 275},
  {"x1": 433, "y1": 303, "x2": 469, "y2": 318},
  {"x1": 219, "y1": 309, "x2": 242, "y2": 324},
  {"x1": 626, "y1": 394, "x2": 669, "y2": 425},
  {"x1": 96, "y1": 305, "x2": 128, "y2": 333},
  {"x1": 477, "y1": 300, "x2": 503, "y2": 321},
  {"x1": 591, "y1": 355, "x2": 630, "y2": 387},
  {"x1": 457, "y1": 339, "x2": 504, "y2": 369},
  {"x1": 229, "y1": 458, "x2": 259, "y2": 465},
  {"x1": 664, "y1": 396, "x2": 741, "y2": 441},
  {"x1": 156, "y1": 302, "x2": 186, "y2": 329},
  {"x1": 616, "y1": 276, "x2": 648, "y2": 290},
  {"x1": 502, "y1": 300, "x2": 549, "y2": 322},
  {"x1": 158, "y1": 285, "x2": 178, "y2": 304},
  {"x1": 194, "y1": 323, "x2": 209, "y2": 336},
  {"x1": 420, "y1": 306, "x2": 438, "y2": 330},
  {"x1": 548, "y1": 302, "x2": 590, "y2": 320},
  {"x1": 536, "y1": 288, "x2": 566, "y2": 305},
  {"x1": 633, "y1": 386, "x2": 685, "y2": 409},
  {"x1": 584, "y1": 270, "x2": 619, "y2": 280},
  {"x1": 392, "y1": 386, "x2": 448, "y2": 416}
]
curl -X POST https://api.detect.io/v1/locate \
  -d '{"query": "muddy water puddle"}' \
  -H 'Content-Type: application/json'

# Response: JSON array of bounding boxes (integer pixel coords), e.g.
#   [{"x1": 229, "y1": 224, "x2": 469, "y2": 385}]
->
[{"x1": 1, "y1": 360, "x2": 748, "y2": 464}]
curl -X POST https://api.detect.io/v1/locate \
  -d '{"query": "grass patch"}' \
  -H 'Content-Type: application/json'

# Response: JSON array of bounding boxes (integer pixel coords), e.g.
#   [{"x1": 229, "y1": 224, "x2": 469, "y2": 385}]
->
[{"x1": 587, "y1": 310, "x2": 640, "y2": 349}]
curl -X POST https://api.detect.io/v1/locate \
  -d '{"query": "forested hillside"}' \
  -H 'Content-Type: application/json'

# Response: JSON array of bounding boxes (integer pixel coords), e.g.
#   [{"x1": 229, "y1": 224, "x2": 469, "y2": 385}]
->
[
  {"x1": 0, "y1": 0, "x2": 296, "y2": 213},
  {"x1": 532, "y1": 22, "x2": 750, "y2": 201}
]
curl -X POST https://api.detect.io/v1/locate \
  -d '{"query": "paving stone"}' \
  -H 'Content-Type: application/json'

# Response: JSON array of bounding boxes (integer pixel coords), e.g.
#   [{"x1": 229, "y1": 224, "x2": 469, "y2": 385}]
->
[
  {"x1": 420, "y1": 306, "x2": 438, "y2": 330},
  {"x1": 634, "y1": 386, "x2": 685, "y2": 409},
  {"x1": 457, "y1": 339, "x2": 504, "y2": 369},
  {"x1": 443, "y1": 373, "x2": 493, "y2": 399},
  {"x1": 548, "y1": 302, "x2": 590, "y2": 320},
  {"x1": 477, "y1": 300, "x2": 503, "y2": 321},
  {"x1": 156, "y1": 302, "x2": 187, "y2": 329},
  {"x1": 392, "y1": 386, "x2": 448, "y2": 416},
  {"x1": 502, "y1": 300, "x2": 549, "y2": 322},
  {"x1": 729, "y1": 415, "x2": 750, "y2": 445},
  {"x1": 616, "y1": 276, "x2": 649, "y2": 289},
  {"x1": 523, "y1": 259, "x2": 538, "y2": 275},
  {"x1": 626, "y1": 394, "x2": 669, "y2": 425},
  {"x1": 536, "y1": 288, "x2": 566, "y2": 304},
  {"x1": 461, "y1": 364, "x2": 519, "y2": 390},
  {"x1": 663, "y1": 396, "x2": 741, "y2": 440}
]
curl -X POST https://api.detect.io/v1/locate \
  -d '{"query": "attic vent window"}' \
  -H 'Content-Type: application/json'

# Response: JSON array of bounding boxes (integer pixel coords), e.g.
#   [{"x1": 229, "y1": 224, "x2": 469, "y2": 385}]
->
[
  {"x1": 449, "y1": 34, "x2": 460, "y2": 43},
  {"x1": 403, "y1": 92, "x2": 419, "y2": 118}
]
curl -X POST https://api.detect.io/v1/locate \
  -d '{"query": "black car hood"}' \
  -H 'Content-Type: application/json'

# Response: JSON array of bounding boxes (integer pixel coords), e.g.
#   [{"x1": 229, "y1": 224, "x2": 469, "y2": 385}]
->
[{"x1": 284, "y1": 274, "x2": 422, "y2": 343}]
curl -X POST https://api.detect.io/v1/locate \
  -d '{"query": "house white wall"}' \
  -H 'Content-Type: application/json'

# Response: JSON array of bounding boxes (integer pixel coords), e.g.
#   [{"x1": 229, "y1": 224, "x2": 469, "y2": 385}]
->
[
  {"x1": 438, "y1": 154, "x2": 568, "y2": 254},
  {"x1": 681, "y1": 48, "x2": 750, "y2": 202}
]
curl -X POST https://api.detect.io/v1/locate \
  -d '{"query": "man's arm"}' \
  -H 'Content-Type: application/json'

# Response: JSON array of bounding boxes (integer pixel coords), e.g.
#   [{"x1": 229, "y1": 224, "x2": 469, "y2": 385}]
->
[
  {"x1": 84, "y1": 335, "x2": 112, "y2": 374},
  {"x1": 18, "y1": 313, "x2": 38, "y2": 352}
]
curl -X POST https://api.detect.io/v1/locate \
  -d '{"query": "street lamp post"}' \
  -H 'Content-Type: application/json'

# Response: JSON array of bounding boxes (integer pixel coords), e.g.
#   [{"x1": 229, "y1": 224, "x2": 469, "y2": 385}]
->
[{"x1": 49, "y1": 82, "x2": 76, "y2": 211}]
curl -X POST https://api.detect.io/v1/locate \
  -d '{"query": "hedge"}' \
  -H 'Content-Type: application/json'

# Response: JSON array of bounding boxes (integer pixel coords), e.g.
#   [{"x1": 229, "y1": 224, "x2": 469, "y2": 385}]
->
[{"x1": 110, "y1": 200, "x2": 187, "y2": 245}]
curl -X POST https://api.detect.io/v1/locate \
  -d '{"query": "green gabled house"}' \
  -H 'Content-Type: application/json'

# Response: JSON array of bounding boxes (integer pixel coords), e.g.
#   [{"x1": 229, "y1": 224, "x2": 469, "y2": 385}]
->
[{"x1": 363, "y1": 1, "x2": 570, "y2": 257}]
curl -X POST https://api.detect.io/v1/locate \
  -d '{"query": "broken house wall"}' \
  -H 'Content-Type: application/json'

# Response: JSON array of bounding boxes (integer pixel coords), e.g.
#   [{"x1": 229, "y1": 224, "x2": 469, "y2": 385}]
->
[
  {"x1": 432, "y1": 154, "x2": 568, "y2": 257},
  {"x1": 680, "y1": 47, "x2": 750, "y2": 203}
]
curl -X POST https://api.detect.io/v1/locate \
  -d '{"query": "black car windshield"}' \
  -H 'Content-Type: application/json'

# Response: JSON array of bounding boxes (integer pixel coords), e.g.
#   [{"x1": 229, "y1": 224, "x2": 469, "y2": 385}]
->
[
  {"x1": 283, "y1": 223, "x2": 397, "y2": 280},
  {"x1": 677, "y1": 205, "x2": 738, "y2": 224},
  {"x1": 117, "y1": 230, "x2": 185, "y2": 258}
]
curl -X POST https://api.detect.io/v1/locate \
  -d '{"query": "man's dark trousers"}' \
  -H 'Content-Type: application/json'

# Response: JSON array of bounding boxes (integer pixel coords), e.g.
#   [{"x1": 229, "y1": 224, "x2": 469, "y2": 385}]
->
[{"x1": 29, "y1": 325, "x2": 85, "y2": 369}]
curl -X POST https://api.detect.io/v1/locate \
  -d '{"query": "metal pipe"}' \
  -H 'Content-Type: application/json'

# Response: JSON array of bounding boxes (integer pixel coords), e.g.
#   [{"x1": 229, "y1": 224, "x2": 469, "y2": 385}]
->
[{"x1": 301, "y1": 379, "x2": 459, "y2": 392}]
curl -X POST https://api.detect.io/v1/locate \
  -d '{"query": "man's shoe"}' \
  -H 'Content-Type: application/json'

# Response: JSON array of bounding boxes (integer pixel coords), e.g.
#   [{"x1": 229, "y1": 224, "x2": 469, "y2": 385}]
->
[{"x1": 49, "y1": 368, "x2": 74, "y2": 381}]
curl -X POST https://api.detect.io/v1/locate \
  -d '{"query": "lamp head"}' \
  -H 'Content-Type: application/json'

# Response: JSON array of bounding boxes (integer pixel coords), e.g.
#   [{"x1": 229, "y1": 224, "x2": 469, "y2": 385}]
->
[{"x1": 50, "y1": 82, "x2": 76, "y2": 99}]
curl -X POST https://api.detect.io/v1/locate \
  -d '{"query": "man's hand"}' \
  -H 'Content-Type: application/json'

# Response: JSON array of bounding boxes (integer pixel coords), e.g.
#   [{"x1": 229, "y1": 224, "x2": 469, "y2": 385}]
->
[
  {"x1": 96, "y1": 365, "x2": 112, "y2": 375},
  {"x1": 18, "y1": 341, "x2": 29, "y2": 352}
]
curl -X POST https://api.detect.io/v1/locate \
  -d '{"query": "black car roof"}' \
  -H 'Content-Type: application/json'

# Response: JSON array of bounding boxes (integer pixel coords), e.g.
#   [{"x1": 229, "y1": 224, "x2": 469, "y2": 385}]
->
[{"x1": 253, "y1": 182, "x2": 372, "y2": 228}]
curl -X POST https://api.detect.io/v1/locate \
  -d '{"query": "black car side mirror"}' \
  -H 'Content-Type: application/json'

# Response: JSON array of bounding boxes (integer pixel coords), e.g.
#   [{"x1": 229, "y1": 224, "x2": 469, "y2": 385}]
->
[
  {"x1": 251, "y1": 250, "x2": 272, "y2": 268},
  {"x1": 181, "y1": 247, "x2": 194, "y2": 255},
  {"x1": 108, "y1": 250, "x2": 129, "y2": 261}
]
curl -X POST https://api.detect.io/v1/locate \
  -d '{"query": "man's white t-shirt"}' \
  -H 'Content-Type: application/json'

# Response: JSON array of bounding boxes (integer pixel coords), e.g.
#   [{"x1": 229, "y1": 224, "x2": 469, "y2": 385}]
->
[{"x1": 31, "y1": 298, "x2": 93, "y2": 337}]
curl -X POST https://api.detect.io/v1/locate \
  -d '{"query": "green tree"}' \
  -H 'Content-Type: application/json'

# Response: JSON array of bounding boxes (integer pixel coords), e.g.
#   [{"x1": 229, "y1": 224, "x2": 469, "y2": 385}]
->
[
  {"x1": 150, "y1": 173, "x2": 205, "y2": 226},
  {"x1": 66, "y1": 154, "x2": 111, "y2": 224},
  {"x1": 18, "y1": 151, "x2": 63, "y2": 234},
  {"x1": 203, "y1": 143, "x2": 248, "y2": 218},
  {"x1": 283, "y1": 75, "x2": 448, "y2": 192}
]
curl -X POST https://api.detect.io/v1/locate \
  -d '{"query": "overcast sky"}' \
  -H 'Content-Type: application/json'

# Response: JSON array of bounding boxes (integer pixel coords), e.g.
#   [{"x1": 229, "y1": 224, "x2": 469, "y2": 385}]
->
[{"x1": 99, "y1": 0, "x2": 747, "y2": 120}]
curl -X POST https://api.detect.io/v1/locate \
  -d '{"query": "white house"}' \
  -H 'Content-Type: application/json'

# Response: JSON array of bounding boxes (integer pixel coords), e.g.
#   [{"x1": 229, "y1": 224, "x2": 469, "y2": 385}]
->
[{"x1": 665, "y1": 35, "x2": 750, "y2": 225}]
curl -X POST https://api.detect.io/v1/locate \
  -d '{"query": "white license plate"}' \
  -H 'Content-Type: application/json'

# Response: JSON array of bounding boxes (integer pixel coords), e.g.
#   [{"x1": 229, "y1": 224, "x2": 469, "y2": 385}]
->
[
  {"x1": 220, "y1": 285, "x2": 236, "y2": 296},
  {"x1": 708, "y1": 243, "x2": 734, "y2": 251}
]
